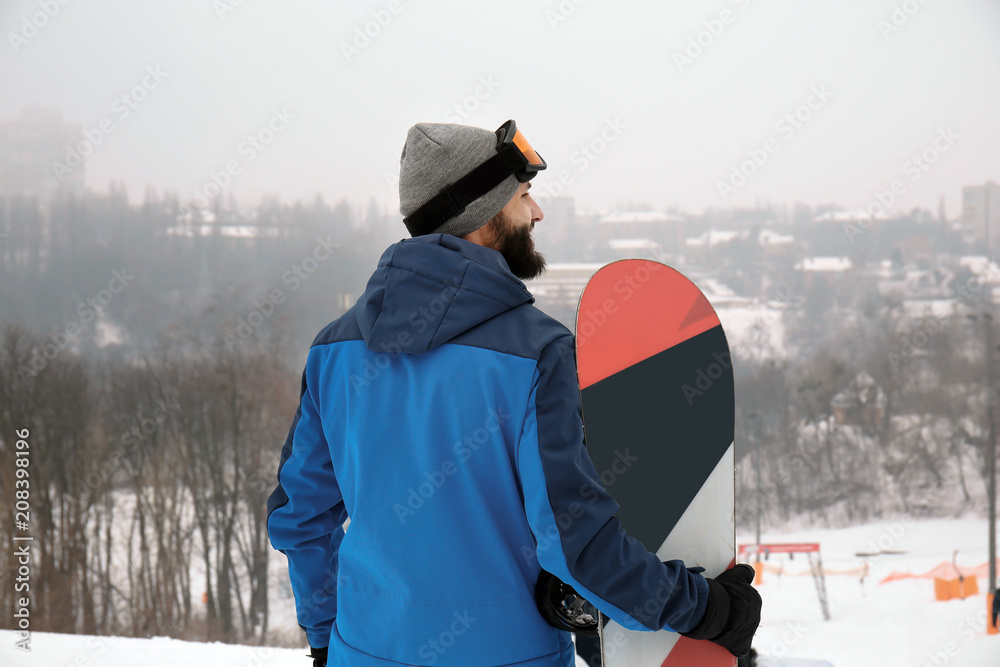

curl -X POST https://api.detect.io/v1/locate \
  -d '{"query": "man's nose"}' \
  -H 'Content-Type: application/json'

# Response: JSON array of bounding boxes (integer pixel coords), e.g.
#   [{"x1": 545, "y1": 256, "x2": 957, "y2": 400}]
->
[{"x1": 529, "y1": 196, "x2": 544, "y2": 222}]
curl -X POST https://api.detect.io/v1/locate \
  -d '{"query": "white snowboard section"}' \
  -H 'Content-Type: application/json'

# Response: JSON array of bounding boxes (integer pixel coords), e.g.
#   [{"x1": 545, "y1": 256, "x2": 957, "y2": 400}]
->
[{"x1": 602, "y1": 442, "x2": 736, "y2": 667}]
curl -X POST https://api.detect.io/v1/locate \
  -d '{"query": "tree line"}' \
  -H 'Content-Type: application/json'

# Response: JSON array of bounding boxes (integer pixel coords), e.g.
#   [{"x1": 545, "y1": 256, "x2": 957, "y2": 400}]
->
[
  {"x1": 0, "y1": 185, "x2": 993, "y2": 643},
  {"x1": 0, "y1": 324, "x2": 302, "y2": 644}
]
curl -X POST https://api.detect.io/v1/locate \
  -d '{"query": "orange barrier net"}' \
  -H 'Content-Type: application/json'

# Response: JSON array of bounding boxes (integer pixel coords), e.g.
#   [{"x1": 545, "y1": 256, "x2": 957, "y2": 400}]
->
[
  {"x1": 879, "y1": 559, "x2": 1000, "y2": 585},
  {"x1": 750, "y1": 561, "x2": 869, "y2": 578}
]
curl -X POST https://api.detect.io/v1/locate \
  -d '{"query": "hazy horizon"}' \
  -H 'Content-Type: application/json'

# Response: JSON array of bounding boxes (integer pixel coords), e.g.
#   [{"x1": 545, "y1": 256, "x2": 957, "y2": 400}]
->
[{"x1": 2, "y1": 0, "x2": 999, "y2": 218}]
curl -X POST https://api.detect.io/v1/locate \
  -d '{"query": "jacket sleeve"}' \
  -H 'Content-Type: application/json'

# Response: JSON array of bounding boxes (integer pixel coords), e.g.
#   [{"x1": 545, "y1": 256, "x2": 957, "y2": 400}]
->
[
  {"x1": 516, "y1": 334, "x2": 709, "y2": 633},
  {"x1": 266, "y1": 348, "x2": 348, "y2": 648}
]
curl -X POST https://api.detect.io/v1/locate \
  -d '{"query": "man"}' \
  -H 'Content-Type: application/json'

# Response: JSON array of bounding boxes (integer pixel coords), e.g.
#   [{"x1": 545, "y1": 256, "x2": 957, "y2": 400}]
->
[{"x1": 266, "y1": 120, "x2": 761, "y2": 667}]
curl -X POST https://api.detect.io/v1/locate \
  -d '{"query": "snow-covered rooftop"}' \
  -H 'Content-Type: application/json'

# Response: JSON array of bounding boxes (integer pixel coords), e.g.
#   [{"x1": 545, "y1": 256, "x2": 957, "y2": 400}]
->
[
  {"x1": 685, "y1": 230, "x2": 746, "y2": 247},
  {"x1": 164, "y1": 225, "x2": 288, "y2": 239},
  {"x1": 813, "y1": 209, "x2": 892, "y2": 223},
  {"x1": 608, "y1": 238, "x2": 661, "y2": 251},
  {"x1": 758, "y1": 229, "x2": 794, "y2": 246},
  {"x1": 958, "y1": 255, "x2": 1000, "y2": 282},
  {"x1": 902, "y1": 299, "x2": 960, "y2": 321},
  {"x1": 795, "y1": 257, "x2": 853, "y2": 272}
]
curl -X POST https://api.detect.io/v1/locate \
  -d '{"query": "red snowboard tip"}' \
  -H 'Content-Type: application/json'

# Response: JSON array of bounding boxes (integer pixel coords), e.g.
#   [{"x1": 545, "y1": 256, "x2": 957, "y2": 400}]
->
[{"x1": 576, "y1": 260, "x2": 720, "y2": 389}]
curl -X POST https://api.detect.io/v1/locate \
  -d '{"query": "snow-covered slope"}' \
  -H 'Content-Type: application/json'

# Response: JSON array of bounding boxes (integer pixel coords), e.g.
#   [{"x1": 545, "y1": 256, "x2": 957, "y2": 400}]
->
[
  {"x1": 1, "y1": 518, "x2": 996, "y2": 666},
  {"x1": 743, "y1": 517, "x2": 998, "y2": 667}
]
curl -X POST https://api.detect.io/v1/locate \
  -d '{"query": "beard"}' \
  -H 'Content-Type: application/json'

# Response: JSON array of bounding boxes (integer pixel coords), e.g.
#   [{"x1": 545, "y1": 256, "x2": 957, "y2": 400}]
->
[{"x1": 487, "y1": 210, "x2": 547, "y2": 281}]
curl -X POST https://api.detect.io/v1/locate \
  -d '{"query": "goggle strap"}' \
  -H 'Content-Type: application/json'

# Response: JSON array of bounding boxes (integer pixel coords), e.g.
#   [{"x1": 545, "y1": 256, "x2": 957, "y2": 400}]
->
[{"x1": 403, "y1": 146, "x2": 526, "y2": 237}]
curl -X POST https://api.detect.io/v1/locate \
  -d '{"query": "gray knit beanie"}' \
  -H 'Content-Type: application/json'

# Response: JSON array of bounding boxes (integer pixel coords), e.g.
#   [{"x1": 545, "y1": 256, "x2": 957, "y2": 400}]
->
[{"x1": 399, "y1": 122, "x2": 519, "y2": 237}]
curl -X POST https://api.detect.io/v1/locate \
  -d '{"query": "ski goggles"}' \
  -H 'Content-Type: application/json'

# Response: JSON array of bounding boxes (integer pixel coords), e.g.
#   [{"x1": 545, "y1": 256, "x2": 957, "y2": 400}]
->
[
  {"x1": 496, "y1": 119, "x2": 547, "y2": 182},
  {"x1": 403, "y1": 119, "x2": 547, "y2": 237}
]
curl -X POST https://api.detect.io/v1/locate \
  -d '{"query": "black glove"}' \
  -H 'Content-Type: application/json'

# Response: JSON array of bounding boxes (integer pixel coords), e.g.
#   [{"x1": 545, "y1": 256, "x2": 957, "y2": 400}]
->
[
  {"x1": 309, "y1": 645, "x2": 328, "y2": 667},
  {"x1": 534, "y1": 569, "x2": 600, "y2": 635},
  {"x1": 680, "y1": 563, "x2": 761, "y2": 657}
]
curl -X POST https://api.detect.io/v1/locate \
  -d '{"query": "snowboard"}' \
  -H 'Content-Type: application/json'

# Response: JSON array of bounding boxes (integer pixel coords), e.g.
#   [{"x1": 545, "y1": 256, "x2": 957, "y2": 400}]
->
[{"x1": 573, "y1": 259, "x2": 736, "y2": 667}]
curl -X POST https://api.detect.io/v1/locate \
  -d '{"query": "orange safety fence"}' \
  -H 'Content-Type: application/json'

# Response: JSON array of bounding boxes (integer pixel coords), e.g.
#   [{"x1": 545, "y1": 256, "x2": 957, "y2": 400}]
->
[
  {"x1": 879, "y1": 559, "x2": 1000, "y2": 585},
  {"x1": 749, "y1": 561, "x2": 869, "y2": 578}
]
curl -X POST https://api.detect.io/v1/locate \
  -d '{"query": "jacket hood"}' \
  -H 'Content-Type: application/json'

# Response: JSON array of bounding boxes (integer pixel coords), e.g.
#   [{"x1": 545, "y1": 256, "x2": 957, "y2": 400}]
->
[{"x1": 355, "y1": 234, "x2": 535, "y2": 354}]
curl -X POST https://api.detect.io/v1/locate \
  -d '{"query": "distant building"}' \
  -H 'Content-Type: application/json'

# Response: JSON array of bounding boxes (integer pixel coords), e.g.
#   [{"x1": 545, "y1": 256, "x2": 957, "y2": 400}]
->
[
  {"x1": 812, "y1": 209, "x2": 892, "y2": 225},
  {"x1": 758, "y1": 229, "x2": 795, "y2": 258},
  {"x1": 873, "y1": 261, "x2": 952, "y2": 302},
  {"x1": 525, "y1": 262, "x2": 604, "y2": 308},
  {"x1": 684, "y1": 229, "x2": 747, "y2": 263},
  {"x1": 695, "y1": 277, "x2": 750, "y2": 308},
  {"x1": 963, "y1": 181, "x2": 1000, "y2": 251},
  {"x1": 794, "y1": 256, "x2": 853, "y2": 290},
  {"x1": 596, "y1": 211, "x2": 685, "y2": 254},
  {"x1": 524, "y1": 262, "x2": 604, "y2": 329},
  {"x1": 0, "y1": 108, "x2": 84, "y2": 201},
  {"x1": 165, "y1": 206, "x2": 290, "y2": 240},
  {"x1": 537, "y1": 196, "x2": 575, "y2": 241},
  {"x1": 957, "y1": 255, "x2": 1000, "y2": 302},
  {"x1": 607, "y1": 238, "x2": 662, "y2": 261}
]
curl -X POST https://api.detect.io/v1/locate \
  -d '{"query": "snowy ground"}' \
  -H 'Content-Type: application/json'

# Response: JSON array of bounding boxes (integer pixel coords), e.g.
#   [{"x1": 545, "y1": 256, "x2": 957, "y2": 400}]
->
[
  {"x1": 1, "y1": 517, "x2": 997, "y2": 665},
  {"x1": 740, "y1": 516, "x2": 998, "y2": 667}
]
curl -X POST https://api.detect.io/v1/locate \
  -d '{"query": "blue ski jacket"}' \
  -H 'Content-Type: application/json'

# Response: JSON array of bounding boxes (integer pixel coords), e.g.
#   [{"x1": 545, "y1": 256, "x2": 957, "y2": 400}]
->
[{"x1": 266, "y1": 233, "x2": 709, "y2": 666}]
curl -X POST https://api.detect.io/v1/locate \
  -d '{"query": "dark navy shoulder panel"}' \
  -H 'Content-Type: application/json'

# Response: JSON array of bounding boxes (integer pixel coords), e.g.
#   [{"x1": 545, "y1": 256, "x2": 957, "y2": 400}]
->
[
  {"x1": 437, "y1": 302, "x2": 572, "y2": 362},
  {"x1": 308, "y1": 301, "x2": 570, "y2": 363},
  {"x1": 311, "y1": 305, "x2": 364, "y2": 348}
]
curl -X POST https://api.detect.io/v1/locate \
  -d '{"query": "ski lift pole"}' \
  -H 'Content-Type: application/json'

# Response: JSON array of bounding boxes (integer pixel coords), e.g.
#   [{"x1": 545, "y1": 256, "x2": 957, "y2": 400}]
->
[
  {"x1": 808, "y1": 551, "x2": 831, "y2": 621},
  {"x1": 971, "y1": 301, "x2": 998, "y2": 627},
  {"x1": 984, "y1": 303, "x2": 997, "y2": 616}
]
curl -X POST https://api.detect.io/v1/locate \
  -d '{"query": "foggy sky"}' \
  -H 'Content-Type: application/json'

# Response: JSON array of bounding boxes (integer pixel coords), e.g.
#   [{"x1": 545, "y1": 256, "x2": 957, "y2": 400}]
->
[{"x1": 2, "y1": 0, "x2": 998, "y2": 218}]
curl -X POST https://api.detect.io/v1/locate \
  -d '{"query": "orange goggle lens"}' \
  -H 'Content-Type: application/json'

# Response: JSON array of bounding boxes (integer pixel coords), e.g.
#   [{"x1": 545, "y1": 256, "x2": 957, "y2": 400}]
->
[{"x1": 512, "y1": 128, "x2": 544, "y2": 167}]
